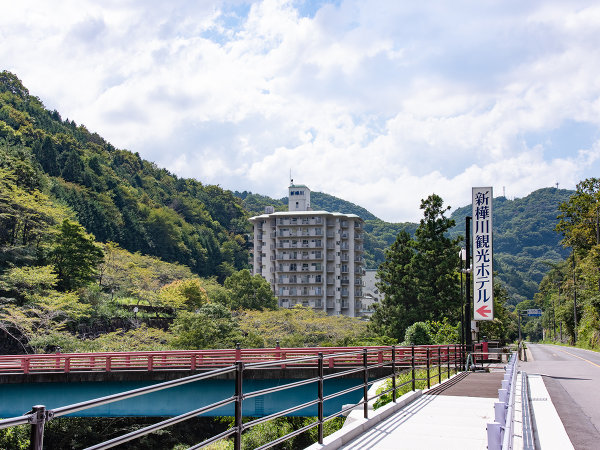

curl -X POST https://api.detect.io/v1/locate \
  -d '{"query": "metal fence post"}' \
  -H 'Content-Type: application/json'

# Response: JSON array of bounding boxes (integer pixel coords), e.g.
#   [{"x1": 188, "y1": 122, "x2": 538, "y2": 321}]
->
[
  {"x1": 411, "y1": 346, "x2": 415, "y2": 391},
  {"x1": 454, "y1": 344, "x2": 458, "y2": 371},
  {"x1": 426, "y1": 348, "x2": 430, "y2": 389},
  {"x1": 318, "y1": 352, "x2": 324, "y2": 444},
  {"x1": 234, "y1": 361, "x2": 244, "y2": 450},
  {"x1": 447, "y1": 345, "x2": 450, "y2": 379},
  {"x1": 363, "y1": 348, "x2": 368, "y2": 419},
  {"x1": 29, "y1": 405, "x2": 46, "y2": 450},
  {"x1": 487, "y1": 422, "x2": 502, "y2": 450},
  {"x1": 438, "y1": 347, "x2": 442, "y2": 384},
  {"x1": 391, "y1": 346, "x2": 396, "y2": 403}
]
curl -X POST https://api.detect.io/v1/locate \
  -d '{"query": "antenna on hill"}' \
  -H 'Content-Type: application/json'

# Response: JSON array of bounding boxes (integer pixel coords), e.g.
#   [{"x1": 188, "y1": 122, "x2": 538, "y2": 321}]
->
[
  {"x1": 503, "y1": 186, "x2": 506, "y2": 198},
  {"x1": 555, "y1": 182, "x2": 559, "y2": 189}
]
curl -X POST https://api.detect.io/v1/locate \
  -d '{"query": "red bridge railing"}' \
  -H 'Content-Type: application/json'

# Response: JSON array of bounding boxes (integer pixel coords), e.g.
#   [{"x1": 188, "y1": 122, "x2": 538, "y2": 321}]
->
[{"x1": 0, "y1": 345, "x2": 463, "y2": 375}]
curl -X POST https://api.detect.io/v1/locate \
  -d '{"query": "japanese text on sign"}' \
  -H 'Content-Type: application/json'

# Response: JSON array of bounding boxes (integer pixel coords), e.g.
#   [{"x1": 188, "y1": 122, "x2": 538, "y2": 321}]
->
[{"x1": 473, "y1": 187, "x2": 494, "y2": 321}]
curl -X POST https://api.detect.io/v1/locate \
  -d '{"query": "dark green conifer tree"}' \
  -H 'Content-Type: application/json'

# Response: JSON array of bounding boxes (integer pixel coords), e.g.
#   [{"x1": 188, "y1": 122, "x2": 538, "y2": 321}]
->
[
  {"x1": 371, "y1": 195, "x2": 461, "y2": 341},
  {"x1": 371, "y1": 230, "x2": 417, "y2": 341}
]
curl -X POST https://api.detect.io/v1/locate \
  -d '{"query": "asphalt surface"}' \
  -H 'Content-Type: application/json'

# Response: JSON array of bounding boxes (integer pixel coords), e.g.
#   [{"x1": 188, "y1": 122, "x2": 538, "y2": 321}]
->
[
  {"x1": 426, "y1": 371, "x2": 505, "y2": 397},
  {"x1": 520, "y1": 343, "x2": 600, "y2": 450}
]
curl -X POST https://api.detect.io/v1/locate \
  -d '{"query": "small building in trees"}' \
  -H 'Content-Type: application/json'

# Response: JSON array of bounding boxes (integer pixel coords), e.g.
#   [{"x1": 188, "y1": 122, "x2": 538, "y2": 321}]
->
[
  {"x1": 359, "y1": 269, "x2": 381, "y2": 317},
  {"x1": 249, "y1": 183, "x2": 365, "y2": 317}
]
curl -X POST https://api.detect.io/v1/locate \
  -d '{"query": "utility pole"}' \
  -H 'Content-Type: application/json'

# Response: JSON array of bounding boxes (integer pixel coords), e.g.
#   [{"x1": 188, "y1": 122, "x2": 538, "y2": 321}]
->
[
  {"x1": 572, "y1": 251, "x2": 578, "y2": 344},
  {"x1": 596, "y1": 207, "x2": 600, "y2": 292},
  {"x1": 465, "y1": 217, "x2": 472, "y2": 351},
  {"x1": 553, "y1": 289, "x2": 557, "y2": 341},
  {"x1": 518, "y1": 312, "x2": 523, "y2": 360}
]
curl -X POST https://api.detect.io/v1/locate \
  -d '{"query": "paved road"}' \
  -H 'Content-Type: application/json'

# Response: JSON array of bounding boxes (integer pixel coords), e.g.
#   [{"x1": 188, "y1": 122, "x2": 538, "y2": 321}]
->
[{"x1": 521, "y1": 343, "x2": 600, "y2": 450}]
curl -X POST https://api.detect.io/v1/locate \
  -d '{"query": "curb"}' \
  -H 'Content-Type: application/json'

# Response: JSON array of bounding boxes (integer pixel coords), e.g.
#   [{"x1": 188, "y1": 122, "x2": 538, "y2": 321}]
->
[
  {"x1": 304, "y1": 390, "x2": 422, "y2": 450},
  {"x1": 527, "y1": 374, "x2": 574, "y2": 450}
]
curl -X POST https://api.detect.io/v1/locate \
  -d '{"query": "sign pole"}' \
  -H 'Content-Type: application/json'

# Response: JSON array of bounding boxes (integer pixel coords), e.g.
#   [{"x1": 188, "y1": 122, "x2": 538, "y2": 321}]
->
[
  {"x1": 460, "y1": 256, "x2": 465, "y2": 352},
  {"x1": 465, "y1": 217, "x2": 472, "y2": 351}
]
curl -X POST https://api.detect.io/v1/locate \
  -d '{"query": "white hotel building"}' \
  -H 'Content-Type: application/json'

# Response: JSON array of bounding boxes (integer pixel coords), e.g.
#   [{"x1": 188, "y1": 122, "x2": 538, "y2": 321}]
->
[{"x1": 249, "y1": 184, "x2": 365, "y2": 317}]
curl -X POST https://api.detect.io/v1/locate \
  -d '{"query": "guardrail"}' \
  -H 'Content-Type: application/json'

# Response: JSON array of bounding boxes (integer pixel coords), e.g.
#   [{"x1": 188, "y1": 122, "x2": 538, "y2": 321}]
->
[
  {"x1": 0, "y1": 344, "x2": 463, "y2": 450},
  {"x1": 0, "y1": 344, "x2": 464, "y2": 375},
  {"x1": 487, "y1": 351, "x2": 518, "y2": 450}
]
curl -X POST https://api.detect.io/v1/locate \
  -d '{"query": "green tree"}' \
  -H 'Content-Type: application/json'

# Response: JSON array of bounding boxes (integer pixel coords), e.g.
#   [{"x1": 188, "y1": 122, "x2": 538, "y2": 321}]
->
[
  {"x1": 411, "y1": 194, "x2": 461, "y2": 322},
  {"x1": 370, "y1": 230, "x2": 417, "y2": 341},
  {"x1": 371, "y1": 194, "x2": 461, "y2": 341},
  {"x1": 169, "y1": 304, "x2": 243, "y2": 349},
  {"x1": 402, "y1": 322, "x2": 433, "y2": 345},
  {"x1": 60, "y1": 150, "x2": 84, "y2": 183},
  {"x1": 49, "y1": 219, "x2": 104, "y2": 290},
  {"x1": 237, "y1": 306, "x2": 373, "y2": 348},
  {"x1": 224, "y1": 269, "x2": 277, "y2": 310},
  {"x1": 38, "y1": 135, "x2": 59, "y2": 176},
  {"x1": 427, "y1": 317, "x2": 459, "y2": 344},
  {"x1": 0, "y1": 424, "x2": 28, "y2": 449},
  {"x1": 0, "y1": 265, "x2": 92, "y2": 352},
  {"x1": 557, "y1": 178, "x2": 600, "y2": 252},
  {"x1": 86, "y1": 325, "x2": 172, "y2": 352},
  {"x1": 158, "y1": 278, "x2": 208, "y2": 310},
  {"x1": 0, "y1": 265, "x2": 58, "y2": 305},
  {"x1": 0, "y1": 166, "x2": 70, "y2": 262}
]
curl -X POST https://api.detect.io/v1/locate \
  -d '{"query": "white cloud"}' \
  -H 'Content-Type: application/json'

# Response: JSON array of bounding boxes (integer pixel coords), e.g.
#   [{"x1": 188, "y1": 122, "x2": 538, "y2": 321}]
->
[{"x1": 2, "y1": 0, "x2": 600, "y2": 221}]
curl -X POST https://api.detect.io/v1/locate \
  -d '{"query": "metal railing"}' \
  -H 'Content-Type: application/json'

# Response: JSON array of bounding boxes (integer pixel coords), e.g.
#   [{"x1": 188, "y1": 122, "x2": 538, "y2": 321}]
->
[
  {"x1": 0, "y1": 344, "x2": 464, "y2": 450},
  {"x1": 487, "y1": 351, "x2": 518, "y2": 450},
  {"x1": 0, "y1": 345, "x2": 463, "y2": 375}
]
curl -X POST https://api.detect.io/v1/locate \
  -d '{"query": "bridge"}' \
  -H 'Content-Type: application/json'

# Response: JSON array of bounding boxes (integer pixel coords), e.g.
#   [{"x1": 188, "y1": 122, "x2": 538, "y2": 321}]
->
[{"x1": 0, "y1": 344, "x2": 465, "y2": 448}]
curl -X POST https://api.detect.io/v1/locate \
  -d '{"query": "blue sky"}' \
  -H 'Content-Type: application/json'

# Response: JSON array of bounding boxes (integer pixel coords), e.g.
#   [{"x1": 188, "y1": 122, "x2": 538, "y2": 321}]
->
[{"x1": 2, "y1": 0, "x2": 599, "y2": 221}]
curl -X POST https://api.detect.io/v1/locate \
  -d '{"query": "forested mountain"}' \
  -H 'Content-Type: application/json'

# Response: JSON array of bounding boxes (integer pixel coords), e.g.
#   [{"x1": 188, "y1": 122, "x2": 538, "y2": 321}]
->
[
  {"x1": 0, "y1": 71, "x2": 248, "y2": 280},
  {"x1": 449, "y1": 188, "x2": 572, "y2": 304},
  {"x1": 235, "y1": 187, "x2": 571, "y2": 303},
  {"x1": 532, "y1": 178, "x2": 600, "y2": 347},
  {"x1": 0, "y1": 69, "x2": 572, "y2": 308},
  {"x1": 233, "y1": 190, "x2": 377, "y2": 219},
  {"x1": 0, "y1": 71, "x2": 381, "y2": 358}
]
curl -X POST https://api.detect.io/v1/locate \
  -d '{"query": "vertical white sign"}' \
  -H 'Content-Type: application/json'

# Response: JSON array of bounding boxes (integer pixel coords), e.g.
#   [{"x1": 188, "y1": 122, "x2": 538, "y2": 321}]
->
[{"x1": 473, "y1": 187, "x2": 494, "y2": 321}]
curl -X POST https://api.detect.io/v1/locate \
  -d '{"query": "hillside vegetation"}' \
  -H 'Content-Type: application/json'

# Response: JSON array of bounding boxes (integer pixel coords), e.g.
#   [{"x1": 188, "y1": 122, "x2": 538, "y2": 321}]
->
[
  {"x1": 0, "y1": 71, "x2": 249, "y2": 281},
  {"x1": 0, "y1": 71, "x2": 379, "y2": 356}
]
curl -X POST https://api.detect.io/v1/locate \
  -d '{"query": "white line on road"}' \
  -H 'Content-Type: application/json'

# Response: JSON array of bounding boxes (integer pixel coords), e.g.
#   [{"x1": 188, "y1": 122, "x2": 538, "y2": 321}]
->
[{"x1": 553, "y1": 348, "x2": 600, "y2": 368}]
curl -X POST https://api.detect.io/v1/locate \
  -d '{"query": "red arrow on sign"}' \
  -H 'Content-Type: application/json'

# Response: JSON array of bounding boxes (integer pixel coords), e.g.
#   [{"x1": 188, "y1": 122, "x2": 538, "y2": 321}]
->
[{"x1": 476, "y1": 305, "x2": 491, "y2": 318}]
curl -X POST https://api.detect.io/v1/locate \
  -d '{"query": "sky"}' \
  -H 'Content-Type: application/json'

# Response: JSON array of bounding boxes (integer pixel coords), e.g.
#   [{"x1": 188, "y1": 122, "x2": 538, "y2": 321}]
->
[{"x1": 2, "y1": 0, "x2": 600, "y2": 222}]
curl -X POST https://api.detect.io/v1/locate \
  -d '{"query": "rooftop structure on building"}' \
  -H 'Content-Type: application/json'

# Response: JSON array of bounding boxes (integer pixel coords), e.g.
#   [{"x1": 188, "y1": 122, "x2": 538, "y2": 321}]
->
[{"x1": 249, "y1": 183, "x2": 365, "y2": 317}]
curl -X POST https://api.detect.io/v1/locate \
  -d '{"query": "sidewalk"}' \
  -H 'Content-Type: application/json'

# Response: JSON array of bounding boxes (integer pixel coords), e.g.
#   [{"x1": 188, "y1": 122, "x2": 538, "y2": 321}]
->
[
  {"x1": 338, "y1": 394, "x2": 494, "y2": 449},
  {"x1": 308, "y1": 348, "x2": 575, "y2": 450},
  {"x1": 308, "y1": 371, "x2": 503, "y2": 450}
]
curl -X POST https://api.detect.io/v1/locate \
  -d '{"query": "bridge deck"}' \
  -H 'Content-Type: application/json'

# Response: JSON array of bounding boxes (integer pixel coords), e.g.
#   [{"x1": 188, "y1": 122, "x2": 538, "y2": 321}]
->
[
  {"x1": 340, "y1": 394, "x2": 494, "y2": 449},
  {"x1": 317, "y1": 371, "x2": 503, "y2": 450},
  {"x1": 426, "y1": 371, "x2": 505, "y2": 397}
]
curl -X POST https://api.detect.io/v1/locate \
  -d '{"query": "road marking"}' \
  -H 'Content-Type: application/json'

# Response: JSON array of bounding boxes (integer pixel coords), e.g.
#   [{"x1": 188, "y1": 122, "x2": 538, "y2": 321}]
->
[{"x1": 554, "y1": 347, "x2": 600, "y2": 368}]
